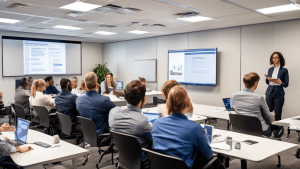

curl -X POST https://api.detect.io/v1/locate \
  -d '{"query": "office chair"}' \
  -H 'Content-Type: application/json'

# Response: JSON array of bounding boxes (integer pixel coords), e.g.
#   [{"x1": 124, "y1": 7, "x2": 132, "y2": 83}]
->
[
  {"x1": 110, "y1": 130, "x2": 143, "y2": 169},
  {"x1": 32, "y1": 106, "x2": 57, "y2": 135},
  {"x1": 78, "y1": 116, "x2": 115, "y2": 169},
  {"x1": 230, "y1": 114, "x2": 281, "y2": 168},
  {"x1": 57, "y1": 112, "x2": 82, "y2": 145}
]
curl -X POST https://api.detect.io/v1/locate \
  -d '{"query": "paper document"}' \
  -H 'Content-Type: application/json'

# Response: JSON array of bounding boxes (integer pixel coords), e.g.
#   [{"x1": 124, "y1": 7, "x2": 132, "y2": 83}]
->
[{"x1": 211, "y1": 141, "x2": 231, "y2": 150}]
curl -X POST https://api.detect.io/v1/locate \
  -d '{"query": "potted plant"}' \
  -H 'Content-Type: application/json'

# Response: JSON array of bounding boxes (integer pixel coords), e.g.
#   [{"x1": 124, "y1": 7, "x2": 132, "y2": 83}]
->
[{"x1": 93, "y1": 63, "x2": 110, "y2": 84}]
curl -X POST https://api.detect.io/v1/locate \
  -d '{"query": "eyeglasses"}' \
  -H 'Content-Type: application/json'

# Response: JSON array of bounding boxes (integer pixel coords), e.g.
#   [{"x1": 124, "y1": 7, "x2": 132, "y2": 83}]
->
[{"x1": 272, "y1": 57, "x2": 280, "y2": 59}]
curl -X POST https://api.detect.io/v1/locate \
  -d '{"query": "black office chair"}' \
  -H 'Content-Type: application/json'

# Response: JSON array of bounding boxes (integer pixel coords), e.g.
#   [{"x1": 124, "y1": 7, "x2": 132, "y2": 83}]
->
[
  {"x1": 229, "y1": 114, "x2": 281, "y2": 167},
  {"x1": 78, "y1": 116, "x2": 115, "y2": 169},
  {"x1": 32, "y1": 106, "x2": 57, "y2": 135},
  {"x1": 57, "y1": 112, "x2": 82, "y2": 145},
  {"x1": 110, "y1": 130, "x2": 143, "y2": 169}
]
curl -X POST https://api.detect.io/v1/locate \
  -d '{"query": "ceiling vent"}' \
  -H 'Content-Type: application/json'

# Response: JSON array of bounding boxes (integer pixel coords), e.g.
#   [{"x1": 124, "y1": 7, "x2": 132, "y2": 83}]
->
[
  {"x1": 98, "y1": 24, "x2": 117, "y2": 28},
  {"x1": 65, "y1": 11, "x2": 85, "y2": 17},
  {"x1": 128, "y1": 22, "x2": 149, "y2": 26},
  {"x1": 115, "y1": 8, "x2": 142, "y2": 15},
  {"x1": 7, "y1": 3, "x2": 28, "y2": 9},
  {"x1": 175, "y1": 12, "x2": 199, "y2": 18},
  {"x1": 151, "y1": 24, "x2": 166, "y2": 27},
  {"x1": 96, "y1": 4, "x2": 122, "y2": 13}
]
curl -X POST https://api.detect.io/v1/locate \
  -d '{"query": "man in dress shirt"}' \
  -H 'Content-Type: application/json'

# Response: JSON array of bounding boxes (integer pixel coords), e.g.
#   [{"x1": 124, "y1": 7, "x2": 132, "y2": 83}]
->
[
  {"x1": 71, "y1": 77, "x2": 80, "y2": 94},
  {"x1": 231, "y1": 72, "x2": 284, "y2": 137},
  {"x1": 109, "y1": 80, "x2": 151, "y2": 168},
  {"x1": 76, "y1": 72, "x2": 116, "y2": 137},
  {"x1": 43, "y1": 76, "x2": 60, "y2": 95},
  {"x1": 55, "y1": 78, "x2": 81, "y2": 132}
]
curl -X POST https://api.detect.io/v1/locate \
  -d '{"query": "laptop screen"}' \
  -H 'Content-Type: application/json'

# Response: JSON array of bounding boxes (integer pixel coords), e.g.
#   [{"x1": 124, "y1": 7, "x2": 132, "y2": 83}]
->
[
  {"x1": 200, "y1": 124, "x2": 214, "y2": 144},
  {"x1": 222, "y1": 98, "x2": 232, "y2": 110},
  {"x1": 144, "y1": 112, "x2": 159, "y2": 123},
  {"x1": 15, "y1": 118, "x2": 30, "y2": 143},
  {"x1": 117, "y1": 81, "x2": 123, "y2": 89}
]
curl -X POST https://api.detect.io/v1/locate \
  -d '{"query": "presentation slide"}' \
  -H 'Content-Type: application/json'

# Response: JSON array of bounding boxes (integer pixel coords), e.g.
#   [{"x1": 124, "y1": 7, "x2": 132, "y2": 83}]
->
[
  {"x1": 168, "y1": 48, "x2": 217, "y2": 86},
  {"x1": 23, "y1": 41, "x2": 66, "y2": 75},
  {"x1": 2, "y1": 36, "x2": 81, "y2": 76}
]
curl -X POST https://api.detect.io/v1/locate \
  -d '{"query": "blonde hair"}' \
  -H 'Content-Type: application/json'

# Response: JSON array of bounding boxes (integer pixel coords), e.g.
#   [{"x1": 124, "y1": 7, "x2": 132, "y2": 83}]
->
[
  {"x1": 31, "y1": 79, "x2": 46, "y2": 98},
  {"x1": 166, "y1": 86, "x2": 193, "y2": 116}
]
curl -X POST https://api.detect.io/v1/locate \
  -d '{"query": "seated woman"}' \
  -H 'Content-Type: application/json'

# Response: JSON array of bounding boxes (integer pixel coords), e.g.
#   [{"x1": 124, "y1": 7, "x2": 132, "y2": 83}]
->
[
  {"x1": 152, "y1": 86, "x2": 213, "y2": 169},
  {"x1": 100, "y1": 73, "x2": 116, "y2": 95},
  {"x1": 15, "y1": 78, "x2": 31, "y2": 114},
  {"x1": 29, "y1": 79, "x2": 56, "y2": 115},
  {"x1": 158, "y1": 80, "x2": 193, "y2": 118}
]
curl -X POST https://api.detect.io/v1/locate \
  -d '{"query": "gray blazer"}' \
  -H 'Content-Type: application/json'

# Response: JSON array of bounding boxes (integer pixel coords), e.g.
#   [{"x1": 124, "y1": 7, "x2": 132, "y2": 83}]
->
[{"x1": 231, "y1": 88, "x2": 274, "y2": 131}]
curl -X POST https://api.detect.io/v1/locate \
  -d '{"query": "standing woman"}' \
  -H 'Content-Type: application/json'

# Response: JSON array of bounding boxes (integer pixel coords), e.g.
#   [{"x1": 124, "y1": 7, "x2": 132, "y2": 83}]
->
[
  {"x1": 100, "y1": 73, "x2": 116, "y2": 95},
  {"x1": 265, "y1": 52, "x2": 289, "y2": 121}
]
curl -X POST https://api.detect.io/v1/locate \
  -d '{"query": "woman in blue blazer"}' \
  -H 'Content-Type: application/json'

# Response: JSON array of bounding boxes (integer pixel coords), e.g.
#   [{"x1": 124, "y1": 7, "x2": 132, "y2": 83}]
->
[{"x1": 265, "y1": 52, "x2": 289, "y2": 121}]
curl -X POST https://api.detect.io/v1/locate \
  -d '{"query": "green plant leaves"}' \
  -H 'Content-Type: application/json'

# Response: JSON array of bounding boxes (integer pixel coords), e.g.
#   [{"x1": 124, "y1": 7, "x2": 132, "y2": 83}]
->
[{"x1": 92, "y1": 62, "x2": 110, "y2": 84}]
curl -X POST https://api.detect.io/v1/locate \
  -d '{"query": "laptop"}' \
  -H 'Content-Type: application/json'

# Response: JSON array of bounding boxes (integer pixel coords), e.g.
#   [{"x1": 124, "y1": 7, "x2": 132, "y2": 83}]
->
[
  {"x1": 12, "y1": 118, "x2": 30, "y2": 146},
  {"x1": 200, "y1": 124, "x2": 214, "y2": 144},
  {"x1": 144, "y1": 112, "x2": 159, "y2": 124},
  {"x1": 117, "y1": 81, "x2": 123, "y2": 90},
  {"x1": 222, "y1": 98, "x2": 234, "y2": 111}
]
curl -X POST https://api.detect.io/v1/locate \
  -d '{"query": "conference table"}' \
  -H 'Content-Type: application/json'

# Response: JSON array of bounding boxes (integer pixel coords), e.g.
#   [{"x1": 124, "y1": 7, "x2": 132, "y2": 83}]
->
[
  {"x1": 2, "y1": 129, "x2": 89, "y2": 169},
  {"x1": 145, "y1": 90, "x2": 162, "y2": 104},
  {"x1": 272, "y1": 116, "x2": 300, "y2": 139},
  {"x1": 212, "y1": 129, "x2": 297, "y2": 169}
]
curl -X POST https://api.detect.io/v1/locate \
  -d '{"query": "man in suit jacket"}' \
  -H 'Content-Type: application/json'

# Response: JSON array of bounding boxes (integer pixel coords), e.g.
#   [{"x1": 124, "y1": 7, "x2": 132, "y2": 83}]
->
[{"x1": 231, "y1": 72, "x2": 283, "y2": 137}]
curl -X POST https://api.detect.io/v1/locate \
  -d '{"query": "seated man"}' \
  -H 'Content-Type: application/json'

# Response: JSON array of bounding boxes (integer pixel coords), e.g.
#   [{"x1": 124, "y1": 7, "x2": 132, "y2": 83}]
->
[
  {"x1": 76, "y1": 72, "x2": 116, "y2": 137},
  {"x1": 43, "y1": 76, "x2": 60, "y2": 95},
  {"x1": 55, "y1": 78, "x2": 80, "y2": 132},
  {"x1": 231, "y1": 72, "x2": 284, "y2": 137},
  {"x1": 71, "y1": 77, "x2": 80, "y2": 95},
  {"x1": 109, "y1": 80, "x2": 152, "y2": 167},
  {"x1": 152, "y1": 86, "x2": 214, "y2": 169}
]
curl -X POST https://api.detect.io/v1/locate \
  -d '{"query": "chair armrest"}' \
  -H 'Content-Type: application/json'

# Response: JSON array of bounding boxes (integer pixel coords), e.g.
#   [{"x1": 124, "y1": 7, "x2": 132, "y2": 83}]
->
[
  {"x1": 201, "y1": 157, "x2": 218, "y2": 169},
  {"x1": 100, "y1": 133, "x2": 111, "y2": 137}
]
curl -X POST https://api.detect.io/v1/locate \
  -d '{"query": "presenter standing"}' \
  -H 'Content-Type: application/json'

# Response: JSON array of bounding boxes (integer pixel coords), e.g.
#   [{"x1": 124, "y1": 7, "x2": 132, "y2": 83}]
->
[{"x1": 265, "y1": 52, "x2": 289, "y2": 121}]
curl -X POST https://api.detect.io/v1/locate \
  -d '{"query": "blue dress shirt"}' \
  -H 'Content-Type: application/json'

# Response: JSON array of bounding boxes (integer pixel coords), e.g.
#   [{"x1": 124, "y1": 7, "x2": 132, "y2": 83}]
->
[
  {"x1": 44, "y1": 85, "x2": 60, "y2": 94},
  {"x1": 152, "y1": 113, "x2": 213, "y2": 169},
  {"x1": 55, "y1": 89, "x2": 78, "y2": 122},
  {"x1": 76, "y1": 91, "x2": 116, "y2": 136}
]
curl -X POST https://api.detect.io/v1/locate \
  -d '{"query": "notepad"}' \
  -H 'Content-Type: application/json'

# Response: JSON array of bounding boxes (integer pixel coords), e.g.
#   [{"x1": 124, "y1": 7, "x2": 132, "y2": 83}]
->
[{"x1": 211, "y1": 141, "x2": 231, "y2": 151}]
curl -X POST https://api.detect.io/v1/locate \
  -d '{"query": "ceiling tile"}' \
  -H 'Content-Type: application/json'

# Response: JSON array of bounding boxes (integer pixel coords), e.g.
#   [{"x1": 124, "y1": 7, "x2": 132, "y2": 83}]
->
[{"x1": 227, "y1": 0, "x2": 291, "y2": 10}]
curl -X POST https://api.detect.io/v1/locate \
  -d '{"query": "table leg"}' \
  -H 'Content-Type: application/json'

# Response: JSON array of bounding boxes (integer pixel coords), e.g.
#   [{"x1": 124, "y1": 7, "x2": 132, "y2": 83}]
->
[
  {"x1": 72, "y1": 158, "x2": 77, "y2": 169},
  {"x1": 241, "y1": 159, "x2": 247, "y2": 169},
  {"x1": 287, "y1": 127, "x2": 290, "y2": 137}
]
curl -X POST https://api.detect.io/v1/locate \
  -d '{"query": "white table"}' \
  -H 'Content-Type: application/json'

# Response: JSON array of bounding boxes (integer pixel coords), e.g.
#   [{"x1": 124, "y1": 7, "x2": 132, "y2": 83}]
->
[
  {"x1": 212, "y1": 129, "x2": 297, "y2": 169},
  {"x1": 104, "y1": 95, "x2": 127, "y2": 106},
  {"x1": 273, "y1": 117, "x2": 300, "y2": 138},
  {"x1": 2, "y1": 130, "x2": 89, "y2": 169},
  {"x1": 145, "y1": 91, "x2": 162, "y2": 104},
  {"x1": 142, "y1": 107, "x2": 207, "y2": 123}
]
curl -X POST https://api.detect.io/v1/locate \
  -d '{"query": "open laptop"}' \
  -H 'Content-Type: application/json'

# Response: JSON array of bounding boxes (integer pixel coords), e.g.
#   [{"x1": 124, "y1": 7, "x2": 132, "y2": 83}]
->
[
  {"x1": 117, "y1": 81, "x2": 123, "y2": 90},
  {"x1": 143, "y1": 112, "x2": 159, "y2": 124},
  {"x1": 12, "y1": 118, "x2": 30, "y2": 146},
  {"x1": 222, "y1": 98, "x2": 234, "y2": 111},
  {"x1": 200, "y1": 124, "x2": 214, "y2": 144}
]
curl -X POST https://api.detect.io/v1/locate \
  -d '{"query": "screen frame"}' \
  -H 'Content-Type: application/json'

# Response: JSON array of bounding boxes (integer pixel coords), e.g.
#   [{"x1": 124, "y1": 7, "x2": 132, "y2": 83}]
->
[
  {"x1": 167, "y1": 48, "x2": 217, "y2": 86},
  {"x1": 2, "y1": 36, "x2": 82, "y2": 77}
]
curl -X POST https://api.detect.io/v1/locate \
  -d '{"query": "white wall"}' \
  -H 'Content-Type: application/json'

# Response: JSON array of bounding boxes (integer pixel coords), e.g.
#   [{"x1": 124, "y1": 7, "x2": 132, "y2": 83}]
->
[
  {"x1": 103, "y1": 19, "x2": 300, "y2": 118},
  {"x1": 0, "y1": 31, "x2": 102, "y2": 105}
]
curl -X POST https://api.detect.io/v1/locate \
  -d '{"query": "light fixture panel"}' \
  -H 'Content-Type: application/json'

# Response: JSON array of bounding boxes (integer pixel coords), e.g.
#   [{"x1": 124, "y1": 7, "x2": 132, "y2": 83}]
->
[
  {"x1": 60, "y1": 1, "x2": 101, "y2": 12},
  {"x1": 128, "y1": 30, "x2": 150, "y2": 34},
  {"x1": 0, "y1": 18, "x2": 20, "y2": 24},
  {"x1": 53, "y1": 25, "x2": 82, "y2": 30},
  {"x1": 257, "y1": 4, "x2": 300, "y2": 14},
  {"x1": 94, "y1": 31, "x2": 116, "y2": 35}
]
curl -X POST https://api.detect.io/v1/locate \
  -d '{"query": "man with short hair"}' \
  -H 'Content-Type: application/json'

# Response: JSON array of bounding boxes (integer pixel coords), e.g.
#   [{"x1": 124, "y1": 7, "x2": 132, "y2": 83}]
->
[
  {"x1": 231, "y1": 72, "x2": 284, "y2": 137},
  {"x1": 76, "y1": 72, "x2": 116, "y2": 136},
  {"x1": 55, "y1": 78, "x2": 79, "y2": 125},
  {"x1": 71, "y1": 77, "x2": 80, "y2": 94},
  {"x1": 109, "y1": 80, "x2": 151, "y2": 168},
  {"x1": 44, "y1": 76, "x2": 60, "y2": 94}
]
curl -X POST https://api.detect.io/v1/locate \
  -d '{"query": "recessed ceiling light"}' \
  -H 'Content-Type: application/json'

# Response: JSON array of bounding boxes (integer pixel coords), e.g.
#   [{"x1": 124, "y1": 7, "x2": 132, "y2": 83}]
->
[
  {"x1": 60, "y1": 1, "x2": 101, "y2": 12},
  {"x1": 128, "y1": 30, "x2": 150, "y2": 34},
  {"x1": 94, "y1": 31, "x2": 116, "y2": 35},
  {"x1": 177, "y1": 15, "x2": 212, "y2": 22},
  {"x1": 0, "y1": 18, "x2": 20, "y2": 24},
  {"x1": 53, "y1": 25, "x2": 82, "y2": 30},
  {"x1": 257, "y1": 4, "x2": 300, "y2": 14}
]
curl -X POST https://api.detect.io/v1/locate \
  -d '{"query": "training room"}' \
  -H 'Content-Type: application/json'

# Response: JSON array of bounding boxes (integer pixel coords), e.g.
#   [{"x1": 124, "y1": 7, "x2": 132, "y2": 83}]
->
[{"x1": 1, "y1": 0, "x2": 300, "y2": 169}]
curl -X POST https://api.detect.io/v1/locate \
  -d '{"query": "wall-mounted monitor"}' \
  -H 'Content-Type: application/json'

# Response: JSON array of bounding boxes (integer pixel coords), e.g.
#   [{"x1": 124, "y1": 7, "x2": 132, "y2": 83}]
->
[
  {"x1": 168, "y1": 48, "x2": 217, "y2": 86},
  {"x1": 2, "y1": 36, "x2": 82, "y2": 77}
]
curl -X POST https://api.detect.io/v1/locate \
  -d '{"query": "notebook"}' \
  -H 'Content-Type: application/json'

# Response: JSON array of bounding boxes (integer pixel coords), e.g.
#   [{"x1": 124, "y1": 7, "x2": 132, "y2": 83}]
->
[
  {"x1": 144, "y1": 112, "x2": 159, "y2": 124},
  {"x1": 12, "y1": 118, "x2": 30, "y2": 146},
  {"x1": 222, "y1": 98, "x2": 234, "y2": 111}
]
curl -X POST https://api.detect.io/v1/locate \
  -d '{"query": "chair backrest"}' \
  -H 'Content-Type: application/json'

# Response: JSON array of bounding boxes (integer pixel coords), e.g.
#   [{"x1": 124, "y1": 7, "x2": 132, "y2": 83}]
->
[
  {"x1": 77, "y1": 116, "x2": 98, "y2": 147},
  {"x1": 32, "y1": 106, "x2": 50, "y2": 127},
  {"x1": 13, "y1": 104, "x2": 26, "y2": 120},
  {"x1": 142, "y1": 148, "x2": 189, "y2": 169},
  {"x1": 229, "y1": 114, "x2": 262, "y2": 137},
  {"x1": 110, "y1": 130, "x2": 142, "y2": 169},
  {"x1": 57, "y1": 112, "x2": 72, "y2": 136}
]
